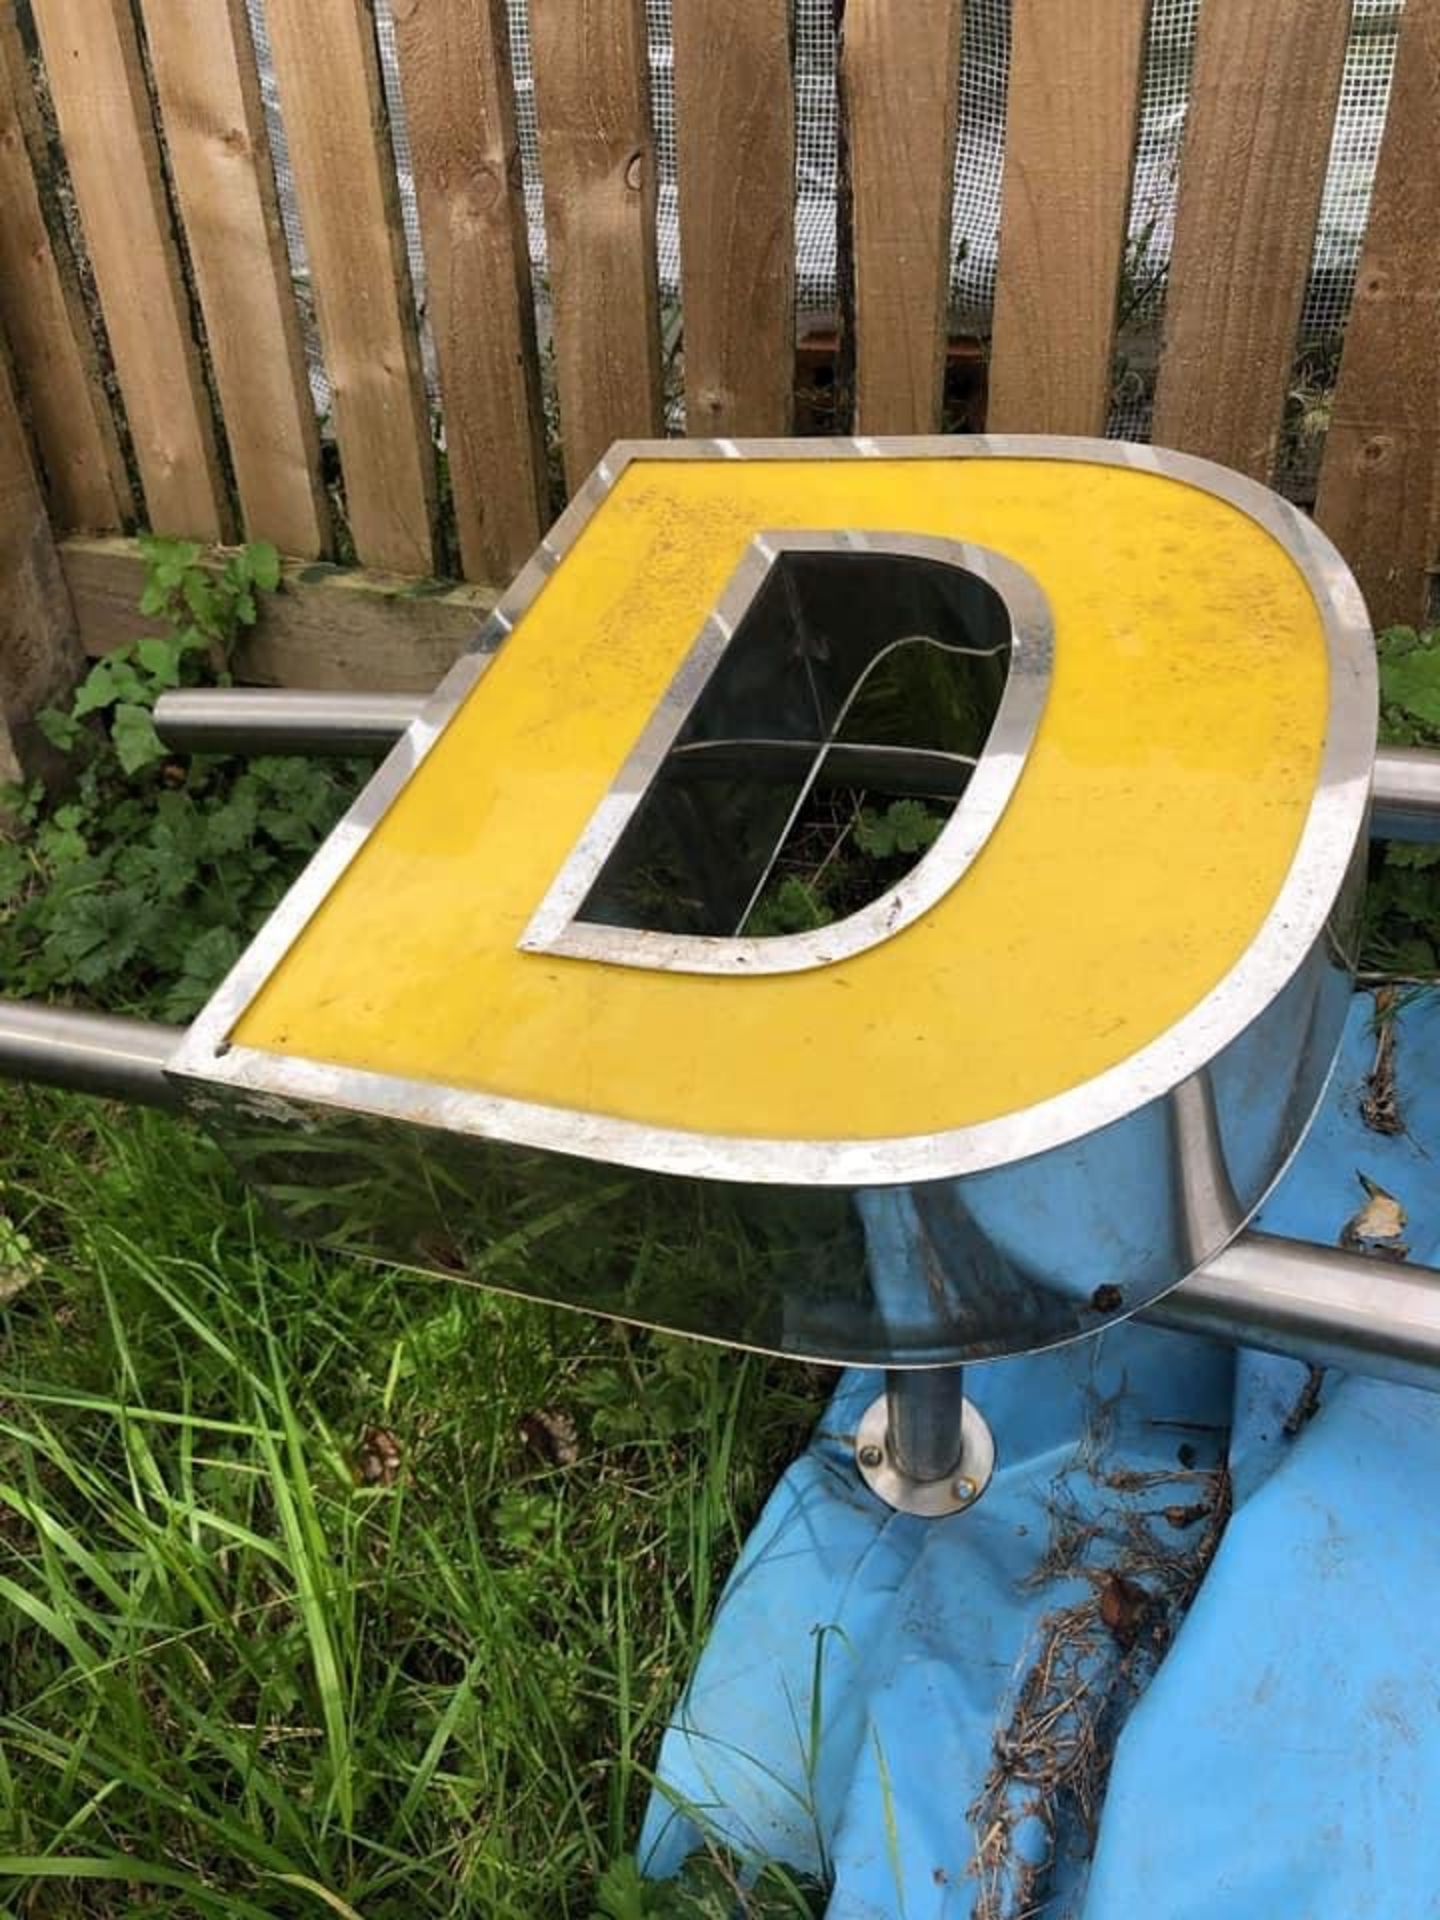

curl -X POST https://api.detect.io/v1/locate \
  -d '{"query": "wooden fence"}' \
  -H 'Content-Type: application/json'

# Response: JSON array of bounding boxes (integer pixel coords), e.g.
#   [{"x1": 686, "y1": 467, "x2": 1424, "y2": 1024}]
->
[{"x1": 2, "y1": 0, "x2": 1439, "y2": 753}]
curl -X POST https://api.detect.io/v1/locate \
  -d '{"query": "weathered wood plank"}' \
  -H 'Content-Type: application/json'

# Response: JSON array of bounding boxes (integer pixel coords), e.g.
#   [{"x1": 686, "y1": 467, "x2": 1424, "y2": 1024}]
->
[
  {"x1": 0, "y1": 701, "x2": 18, "y2": 792},
  {"x1": 1315, "y1": 0, "x2": 1440, "y2": 630},
  {"x1": 261, "y1": 0, "x2": 437, "y2": 573},
  {"x1": 0, "y1": 16, "x2": 132, "y2": 533},
  {"x1": 391, "y1": 0, "x2": 548, "y2": 583},
  {"x1": 61, "y1": 537, "x2": 494, "y2": 694},
  {"x1": 0, "y1": 336, "x2": 82, "y2": 781},
  {"x1": 1151, "y1": 0, "x2": 1350, "y2": 478},
  {"x1": 530, "y1": 0, "x2": 663, "y2": 492},
  {"x1": 137, "y1": 0, "x2": 329, "y2": 560},
  {"x1": 840, "y1": 0, "x2": 963, "y2": 434},
  {"x1": 672, "y1": 0, "x2": 795, "y2": 436},
  {"x1": 987, "y1": 0, "x2": 1148, "y2": 435},
  {"x1": 29, "y1": 0, "x2": 232, "y2": 541}
]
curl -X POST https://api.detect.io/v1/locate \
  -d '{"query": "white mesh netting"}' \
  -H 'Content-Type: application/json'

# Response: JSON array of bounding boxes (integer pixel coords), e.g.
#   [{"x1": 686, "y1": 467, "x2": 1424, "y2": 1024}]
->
[{"x1": 244, "y1": 0, "x2": 1402, "y2": 447}]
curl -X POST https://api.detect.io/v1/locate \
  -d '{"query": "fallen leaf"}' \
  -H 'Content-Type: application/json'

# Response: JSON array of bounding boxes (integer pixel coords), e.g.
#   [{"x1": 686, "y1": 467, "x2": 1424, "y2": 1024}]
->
[
  {"x1": 1098, "y1": 1572, "x2": 1152, "y2": 1649},
  {"x1": 519, "y1": 1407, "x2": 580, "y2": 1467},
  {"x1": 0, "y1": 1214, "x2": 39, "y2": 1303},
  {"x1": 0, "y1": 1265, "x2": 35, "y2": 1305},
  {"x1": 1340, "y1": 1174, "x2": 1409, "y2": 1260},
  {"x1": 412, "y1": 1232, "x2": 466, "y2": 1275},
  {"x1": 354, "y1": 1426, "x2": 402, "y2": 1486},
  {"x1": 1161, "y1": 1501, "x2": 1210, "y2": 1531}
]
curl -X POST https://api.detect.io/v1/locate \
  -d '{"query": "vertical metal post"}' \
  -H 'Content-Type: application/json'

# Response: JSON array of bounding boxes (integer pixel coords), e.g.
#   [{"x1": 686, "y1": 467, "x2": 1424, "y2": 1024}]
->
[
  {"x1": 885, "y1": 1367, "x2": 968, "y2": 1481},
  {"x1": 855, "y1": 1366, "x2": 996, "y2": 1517}
]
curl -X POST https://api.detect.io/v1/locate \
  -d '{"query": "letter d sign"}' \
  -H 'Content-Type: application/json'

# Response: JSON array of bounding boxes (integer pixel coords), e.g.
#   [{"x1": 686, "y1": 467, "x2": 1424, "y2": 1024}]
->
[{"x1": 171, "y1": 439, "x2": 1374, "y2": 1367}]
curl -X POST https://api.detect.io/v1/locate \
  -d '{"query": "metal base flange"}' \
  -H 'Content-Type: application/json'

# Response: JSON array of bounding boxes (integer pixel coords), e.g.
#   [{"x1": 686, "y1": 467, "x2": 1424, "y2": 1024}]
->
[{"x1": 854, "y1": 1389, "x2": 996, "y2": 1517}]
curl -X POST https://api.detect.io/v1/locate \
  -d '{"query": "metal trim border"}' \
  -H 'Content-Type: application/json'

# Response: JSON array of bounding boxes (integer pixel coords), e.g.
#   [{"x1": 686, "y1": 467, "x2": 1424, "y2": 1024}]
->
[
  {"x1": 167, "y1": 436, "x2": 1377, "y2": 1189},
  {"x1": 518, "y1": 528, "x2": 1054, "y2": 975}
]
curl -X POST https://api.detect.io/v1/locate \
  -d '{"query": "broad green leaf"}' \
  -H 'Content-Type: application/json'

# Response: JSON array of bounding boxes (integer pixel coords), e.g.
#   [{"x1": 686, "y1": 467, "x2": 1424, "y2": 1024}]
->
[
  {"x1": 0, "y1": 842, "x2": 28, "y2": 903},
  {"x1": 137, "y1": 635, "x2": 183, "y2": 687},
  {"x1": 140, "y1": 534, "x2": 204, "y2": 588},
  {"x1": 73, "y1": 656, "x2": 146, "y2": 718},
  {"x1": 183, "y1": 570, "x2": 218, "y2": 629},
  {"x1": 1381, "y1": 644, "x2": 1440, "y2": 732},
  {"x1": 112, "y1": 703, "x2": 166, "y2": 775},
  {"x1": 36, "y1": 706, "x2": 80, "y2": 751},
  {"x1": 246, "y1": 540, "x2": 282, "y2": 592}
]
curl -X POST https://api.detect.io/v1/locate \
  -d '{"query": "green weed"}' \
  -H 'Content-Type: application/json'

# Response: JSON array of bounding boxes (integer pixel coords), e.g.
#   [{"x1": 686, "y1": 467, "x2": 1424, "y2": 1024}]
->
[
  {"x1": 0, "y1": 1089, "x2": 825, "y2": 1916},
  {"x1": 0, "y1": 537, "x2": 362, "y2": 1018},
  {"x1": 0, "y1": 538, "x2": 830, "y2": 1912},
  {"x1": 1364, "y1": 625, "x2": 1440, "y2": 975}
]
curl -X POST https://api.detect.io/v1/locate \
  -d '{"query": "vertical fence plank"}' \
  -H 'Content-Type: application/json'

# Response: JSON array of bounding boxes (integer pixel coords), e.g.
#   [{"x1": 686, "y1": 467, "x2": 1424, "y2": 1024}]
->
[
  {"x1": 0, "y1": 333, "x2": 81, "y2": 784},
  {"x1": 391, "y1": 0, "x2": 548, "y2": 583},
  {"x1": 29, "y1": 0, "x2": 232, "y2": 540},
  {"x1": 672, "y1": 0, "x2": 795, "y2": 437},
  {"x1": 137, "y1": 0, "x2": 328, "y2": 560},
  {"x1": 1315, "y1": 0, "x2": 1440, "y2": 630},
  {"x1": 262, "y1": 0, "x2": 436, "y2": 574},
  {"x1": 987, "y1": 0, "x2": 1148, "y2": 435},
  {"x1": 1151, "y1": 0, "x2": 1350, "y2": 478},
  {"x1": 0, "y1": 18, "x2": 131, "y2": 533},
  {"x1": 530, "y1": 0, "x2": 663, "y2": 493},
  {"x1": 840, "y1": 0, "x2": 962, "y2": 435}
]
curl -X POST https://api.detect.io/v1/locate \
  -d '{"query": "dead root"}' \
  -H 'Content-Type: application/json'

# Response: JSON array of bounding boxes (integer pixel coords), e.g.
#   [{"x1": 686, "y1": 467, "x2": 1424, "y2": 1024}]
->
[
  {"x1": 1362, "y1": 987, "x2": 1403, "y2": 1136},
  {"x1": 967, "y1": 1424, "x2": 1232, "y2": 1920}
]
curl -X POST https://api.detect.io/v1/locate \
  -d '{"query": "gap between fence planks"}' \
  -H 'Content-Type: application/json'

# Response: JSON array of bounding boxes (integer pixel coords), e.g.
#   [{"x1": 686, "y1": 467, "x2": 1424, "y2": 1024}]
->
[
  {"x1": 391, "y1": 0, "x2": 549, "y2": 584},
  {"x1": 1315, "y1": 0, "x2": 1440, "y2": 631},
  {"x1": 0, "y1": 337, "x2": 82, "y2": 783},
  {"x1": 261, "y1": 0, "x2": 436, "y2": 575},
  {"x1": 137, "y1": 0, "x2": 328, "y2": 561},
  {"x1": 61, "y1": 537, "x2": 494, "y2": 694},
  {"x1": 29, "y1": 0, "x2": 232, "y2": 542},
  {"x1": 1152, "y1": 0, "x2": 1351, "y2": 480},
  {"x1": 987, "y1": 0, "x2": 1148, "y2": 436},
  {"x1": 840, "y1": 0, "x2": 963, "y2": 435},
  {"x1": 672, "y1": 0, "x2": 795, "y2": 437},
  {"x1": 0, "y1": 15, "x2": 131, "y2": 533},
  {"x1": 530, "y1": 0, "x2": 663, "y2": 493}
]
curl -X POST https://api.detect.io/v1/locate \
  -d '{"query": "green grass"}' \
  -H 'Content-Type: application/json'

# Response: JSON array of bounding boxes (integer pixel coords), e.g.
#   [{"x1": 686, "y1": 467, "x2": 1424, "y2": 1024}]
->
[
  {"x1": 0, "y1": 1085, "x2": 827, "y2": 1917},
  {"x1": 20, "y1": 568, "x2": 1434, "y2": 1919},
  {"x1": 0, "y1": 535, "x2": 832, "y2": 1916}
]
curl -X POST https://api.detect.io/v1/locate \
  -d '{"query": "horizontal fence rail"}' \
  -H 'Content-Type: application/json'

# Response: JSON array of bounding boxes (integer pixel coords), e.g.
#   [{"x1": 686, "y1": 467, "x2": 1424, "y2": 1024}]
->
[{"x1": 0, "y1": 0, "x2": 1436, "y2": 704}]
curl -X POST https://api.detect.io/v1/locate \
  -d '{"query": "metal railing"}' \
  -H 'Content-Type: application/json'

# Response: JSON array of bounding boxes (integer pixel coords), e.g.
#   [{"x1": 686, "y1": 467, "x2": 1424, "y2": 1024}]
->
[{"x1": 3, "y1": 690, "x2": 1440, "y2": 1391}]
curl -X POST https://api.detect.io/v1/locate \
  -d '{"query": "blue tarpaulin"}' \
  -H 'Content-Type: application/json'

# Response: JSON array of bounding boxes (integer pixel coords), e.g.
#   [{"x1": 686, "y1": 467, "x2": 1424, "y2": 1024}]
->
[{"x1": 641, "y1": 989, "x2": 1440, "y2": 1917}]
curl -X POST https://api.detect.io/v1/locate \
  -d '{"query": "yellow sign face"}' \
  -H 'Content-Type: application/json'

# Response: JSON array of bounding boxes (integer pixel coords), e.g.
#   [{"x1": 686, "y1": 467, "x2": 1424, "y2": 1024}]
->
[{"x1": 231, "y1": 450, "x2": 1330, "y2": 1142}]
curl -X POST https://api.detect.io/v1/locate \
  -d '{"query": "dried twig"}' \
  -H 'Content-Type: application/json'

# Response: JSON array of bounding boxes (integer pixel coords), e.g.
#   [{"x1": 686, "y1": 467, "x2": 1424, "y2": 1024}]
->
[
  {"x1": 1362, "y1": 987, "x2": 1404, "y2": 1135},
  {"x1": 967, "y1": 1431, "x2": 1232, "y2": 1920}
]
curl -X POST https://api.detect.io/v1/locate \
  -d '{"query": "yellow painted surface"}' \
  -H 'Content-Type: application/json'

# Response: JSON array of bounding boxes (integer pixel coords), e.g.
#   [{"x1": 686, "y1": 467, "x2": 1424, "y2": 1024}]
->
[{"x1": 234, "y1": 457, "x2": 1329, "y2": 1137}]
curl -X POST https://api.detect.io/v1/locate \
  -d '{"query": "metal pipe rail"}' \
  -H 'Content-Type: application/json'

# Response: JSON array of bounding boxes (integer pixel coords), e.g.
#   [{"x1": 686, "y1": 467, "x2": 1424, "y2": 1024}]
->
[
  {"x1": 1146, "y1": 1233, "x2": 1440, "y2": 1393},
  {"x1": 1371, "y1": 746, "x2": 1440, "y2": 843},
  {"x1": 3, "y1": 994, "x2": 1439, "y2": 1389},
  {"x1": 154, "y1": 693, "x2": 1440, "y2": 846},
  {"x1": 153, "y1": 688, "x2": 423, "y2": 757},
  {"x1": 9, "y1": 714, "x2": 1440, "y2": 1386},
  {"x1": 0, "y1": 1000, "x2": 181, "y2": 1109}
]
